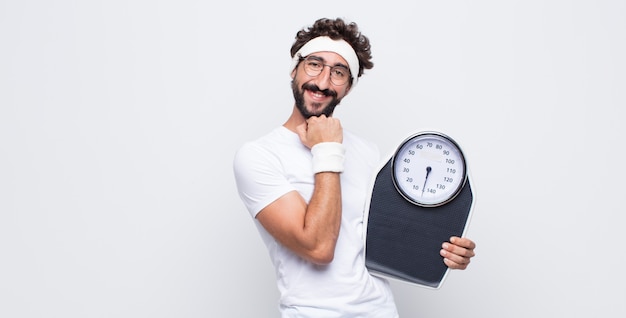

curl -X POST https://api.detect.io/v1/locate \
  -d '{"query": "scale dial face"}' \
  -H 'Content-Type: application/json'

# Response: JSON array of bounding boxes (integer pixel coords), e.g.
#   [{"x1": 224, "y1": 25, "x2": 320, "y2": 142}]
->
[{"x1": 391, "y1": 132, "x2": 467, "y2": 207}]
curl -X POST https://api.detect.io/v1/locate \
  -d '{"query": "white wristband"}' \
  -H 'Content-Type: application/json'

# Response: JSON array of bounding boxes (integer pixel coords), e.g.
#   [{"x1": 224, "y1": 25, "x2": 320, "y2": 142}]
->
[{"x1": 311, "y1": 142, "x2": 346, "y2": 173}]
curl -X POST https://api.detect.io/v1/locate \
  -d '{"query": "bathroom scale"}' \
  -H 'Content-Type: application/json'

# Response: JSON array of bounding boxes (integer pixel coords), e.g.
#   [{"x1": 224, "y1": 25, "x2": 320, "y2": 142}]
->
[{"x1": 364, "y1": 131, "x2": 475, "y2": 289}]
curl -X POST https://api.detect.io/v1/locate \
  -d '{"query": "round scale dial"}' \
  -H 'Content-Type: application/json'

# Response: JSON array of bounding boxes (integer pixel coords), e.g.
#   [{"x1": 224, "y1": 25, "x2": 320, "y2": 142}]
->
[{"x1": 391, "y1": 132, "x2": 467, "y2": 207}]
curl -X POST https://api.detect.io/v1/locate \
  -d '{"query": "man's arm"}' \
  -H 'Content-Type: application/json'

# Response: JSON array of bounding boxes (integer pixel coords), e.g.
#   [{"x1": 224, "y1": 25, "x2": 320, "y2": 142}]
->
[
  {"x1": 256, "y1": 115, "x2": 344, "y2": 265},
  {"x1": 256, "y1": 171, "x2": 341, "y2": 265}
]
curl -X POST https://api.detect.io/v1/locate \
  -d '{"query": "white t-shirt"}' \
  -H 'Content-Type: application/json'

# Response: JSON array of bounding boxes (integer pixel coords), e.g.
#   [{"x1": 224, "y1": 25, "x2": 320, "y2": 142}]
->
[{"x1": 233, "y1": 126, "x2": 399, "y2": 318}]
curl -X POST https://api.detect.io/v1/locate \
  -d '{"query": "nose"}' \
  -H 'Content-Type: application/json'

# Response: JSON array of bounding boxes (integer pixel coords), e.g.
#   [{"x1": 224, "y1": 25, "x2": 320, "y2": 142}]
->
[{"x1": 313, "y1": 65, "x2": 333, "y2": 90}]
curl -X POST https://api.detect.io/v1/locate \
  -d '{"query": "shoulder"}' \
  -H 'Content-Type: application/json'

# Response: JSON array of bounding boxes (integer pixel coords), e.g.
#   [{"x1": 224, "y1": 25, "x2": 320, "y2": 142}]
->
[
  {"x1": 235, "y1": 127, "x2": 290, "y2": 159},
  {"x1": 234, "y1": 129, "x2": 281, "y2": 172},
  {"x1": 233, "y1": 126, "x2": 306, "y2": 178}
]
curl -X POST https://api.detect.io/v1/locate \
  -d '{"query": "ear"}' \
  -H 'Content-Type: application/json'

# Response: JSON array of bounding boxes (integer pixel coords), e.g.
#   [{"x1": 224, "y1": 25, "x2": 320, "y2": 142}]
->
[{"x1": 290, "y1": 68, "x2": 296, "y2": 79}]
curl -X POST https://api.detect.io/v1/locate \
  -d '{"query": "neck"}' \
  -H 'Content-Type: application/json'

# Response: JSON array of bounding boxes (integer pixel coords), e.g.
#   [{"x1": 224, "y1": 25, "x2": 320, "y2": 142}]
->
[{"x1": 283, "y1": 105, "x2": 307, "y2": 133}]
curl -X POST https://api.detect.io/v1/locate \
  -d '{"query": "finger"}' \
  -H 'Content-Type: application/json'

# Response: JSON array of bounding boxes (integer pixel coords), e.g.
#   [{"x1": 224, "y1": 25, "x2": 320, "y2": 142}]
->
[
  {"x1": 440, "y1": 248, "x2": 472, "y2": 269},
  {"x1": 449, "y1": 236, "x2": 476, "y2": 250},
  {"x1": 442, "y1": 256, "x2": 470, "y2": 270},
  {"x1": 442, "y1": 241, "x2": 475, "y2": 259},
  {"x1": 307, "y1": 114, "x2": 326, "y2": 124},
  {"x1": 295, "y1": 122, "x2": 310, "y2": 147}
]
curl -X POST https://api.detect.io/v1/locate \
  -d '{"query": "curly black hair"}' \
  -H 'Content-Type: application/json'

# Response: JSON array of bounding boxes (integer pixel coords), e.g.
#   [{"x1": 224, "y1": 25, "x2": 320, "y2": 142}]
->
[{"x1": 290, "y1": 18, "x2": 374, "y2": 79}]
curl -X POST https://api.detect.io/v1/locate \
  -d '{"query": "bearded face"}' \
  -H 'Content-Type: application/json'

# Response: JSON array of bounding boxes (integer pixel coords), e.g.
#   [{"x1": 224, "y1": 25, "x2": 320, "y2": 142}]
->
[{"x1": 291, "y1": 79, "x2": 342, "y2": 119}]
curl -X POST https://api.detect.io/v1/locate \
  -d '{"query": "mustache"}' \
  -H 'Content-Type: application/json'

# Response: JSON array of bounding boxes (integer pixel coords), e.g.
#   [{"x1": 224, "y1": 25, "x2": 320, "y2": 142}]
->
[{"x1": 301, "y1": 83, "x2": 337, "y2": 98}]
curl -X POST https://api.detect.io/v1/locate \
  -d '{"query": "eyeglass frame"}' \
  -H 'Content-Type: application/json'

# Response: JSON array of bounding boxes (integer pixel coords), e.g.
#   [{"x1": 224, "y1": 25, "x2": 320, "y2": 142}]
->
[{"x1": 297, "y1": 54, "x2": 353, "y2": 86}]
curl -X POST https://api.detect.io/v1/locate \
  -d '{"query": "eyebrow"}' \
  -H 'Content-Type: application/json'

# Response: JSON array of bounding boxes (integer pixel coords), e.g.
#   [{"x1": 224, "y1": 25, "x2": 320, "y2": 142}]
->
[{"x1": 307, "y1": 55, "x2": 349, "y2": 69}]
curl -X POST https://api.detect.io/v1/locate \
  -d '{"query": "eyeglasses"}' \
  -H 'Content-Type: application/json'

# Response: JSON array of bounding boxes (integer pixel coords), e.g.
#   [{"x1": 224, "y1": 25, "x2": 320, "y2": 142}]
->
[{"x1": 299, "y1": 55, "x2": 351, "y2": 86}]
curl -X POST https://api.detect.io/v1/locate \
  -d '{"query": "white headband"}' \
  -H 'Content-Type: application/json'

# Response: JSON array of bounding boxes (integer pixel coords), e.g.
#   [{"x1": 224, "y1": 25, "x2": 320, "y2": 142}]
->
[{"x1": 290, "y1": 36, "x2": 360, "y2": 85}]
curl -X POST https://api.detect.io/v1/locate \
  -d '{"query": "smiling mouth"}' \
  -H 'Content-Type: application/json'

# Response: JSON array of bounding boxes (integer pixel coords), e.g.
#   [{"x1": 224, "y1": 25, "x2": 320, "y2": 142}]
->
[
  {"x1": 308, "y1": 89, "x2": 329, "y2": 99},
  {"x1": 302, "y1": 83, "x2": 336, "y2": 99}
]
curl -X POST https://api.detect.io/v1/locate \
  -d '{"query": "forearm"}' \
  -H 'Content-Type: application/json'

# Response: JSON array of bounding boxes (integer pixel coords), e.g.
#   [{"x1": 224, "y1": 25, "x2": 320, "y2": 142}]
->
[{"x1": 300, "y1": 171, "x2": 342, "y2": 264}]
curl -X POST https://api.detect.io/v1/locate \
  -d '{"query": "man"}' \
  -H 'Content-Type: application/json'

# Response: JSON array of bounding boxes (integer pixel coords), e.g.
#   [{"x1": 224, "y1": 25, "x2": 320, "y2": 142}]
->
[{"x1": 233, "y1": 17, "x2": 476, "y2": 317}]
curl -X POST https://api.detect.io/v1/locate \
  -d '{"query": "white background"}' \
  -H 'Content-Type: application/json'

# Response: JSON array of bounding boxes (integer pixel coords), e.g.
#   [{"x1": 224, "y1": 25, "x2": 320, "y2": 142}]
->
[{"x1": 1, "y1": 1, "x2": 624, "y2": 317}]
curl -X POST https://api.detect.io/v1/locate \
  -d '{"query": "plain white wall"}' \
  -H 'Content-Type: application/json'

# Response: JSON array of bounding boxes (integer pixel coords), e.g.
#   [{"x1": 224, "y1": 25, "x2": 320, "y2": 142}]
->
[{"x1": 1, "y1": 1, "x2": 624, "y2": 317}]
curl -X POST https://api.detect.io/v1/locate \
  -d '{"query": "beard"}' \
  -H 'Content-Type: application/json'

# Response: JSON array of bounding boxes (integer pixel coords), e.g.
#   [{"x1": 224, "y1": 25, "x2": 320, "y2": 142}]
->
[{"x1": 291, "y1": 80, "x2": 341, "y2": 119}]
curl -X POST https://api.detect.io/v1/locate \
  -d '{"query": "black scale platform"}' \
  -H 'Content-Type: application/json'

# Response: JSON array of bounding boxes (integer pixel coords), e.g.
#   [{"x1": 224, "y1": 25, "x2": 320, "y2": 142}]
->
[{"x1": 364, "y1": 159, "x2": 473, "y2": 288}]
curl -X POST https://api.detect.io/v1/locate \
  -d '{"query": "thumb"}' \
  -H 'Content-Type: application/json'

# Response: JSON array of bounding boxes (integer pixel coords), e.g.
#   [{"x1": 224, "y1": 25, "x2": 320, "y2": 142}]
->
[{"x1": 295, "y1": 122, "x2": 309, "y2": 145}]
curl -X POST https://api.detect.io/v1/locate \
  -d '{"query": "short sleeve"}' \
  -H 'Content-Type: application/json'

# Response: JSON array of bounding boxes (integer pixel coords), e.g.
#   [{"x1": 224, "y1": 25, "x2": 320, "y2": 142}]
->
[{"x1": 233, "y1": 141, "x2": 296, "y2": 218}]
